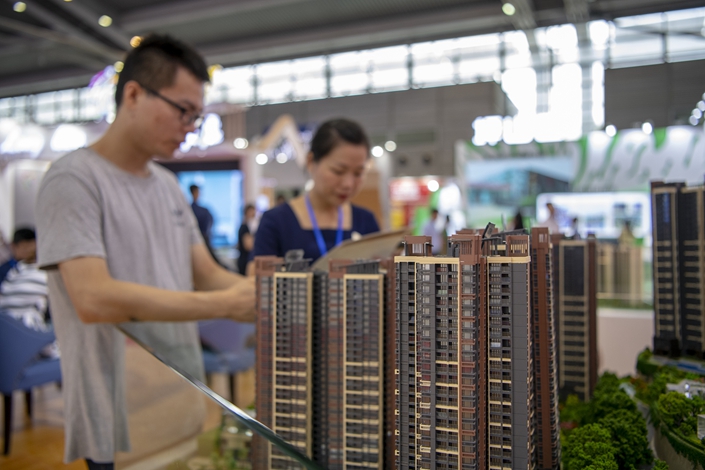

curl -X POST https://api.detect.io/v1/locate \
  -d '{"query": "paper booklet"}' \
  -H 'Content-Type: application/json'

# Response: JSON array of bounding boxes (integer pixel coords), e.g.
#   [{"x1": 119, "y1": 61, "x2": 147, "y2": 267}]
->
[{"x1": 310, "y1": 228, "x2": 410, "y2": 272}]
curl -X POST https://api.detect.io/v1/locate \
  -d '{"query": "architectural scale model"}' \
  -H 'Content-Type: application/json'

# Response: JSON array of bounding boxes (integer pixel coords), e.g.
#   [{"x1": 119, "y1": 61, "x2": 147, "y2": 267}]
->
[
  {"x1": 251, "y1": 253, "x2": 314, "y2": 470},
  {"x1": 651, "y1": 181, "x2": 705, "y2": 358},
  {"x1": 252, "y1": 253, "x2": 388, "y2": 470},
  {"x1": 555, "y1": 237, "x2": 598, "y2": 402},
  {"x1": 529, "y1": 229, "x2": 560, "y2": 469},
  {"x1": 395, "y1": 228, "x2": 559, "y2": 470},
  {"x1": 252, "y1": 227, "x2": 561, "y2": 470}
]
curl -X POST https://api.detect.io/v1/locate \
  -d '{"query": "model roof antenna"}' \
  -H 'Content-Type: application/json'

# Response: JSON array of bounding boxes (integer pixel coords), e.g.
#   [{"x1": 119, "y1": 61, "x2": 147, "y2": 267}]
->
[
  {"x1": 284, "y1": 249, "x2": 304, "y2": 262},
  {"x1": 481, "y1": 222, "x2": 496, "y2": 247},
  {"x1": 283, "y1": 249, "x2": 310, "y2": 271}
]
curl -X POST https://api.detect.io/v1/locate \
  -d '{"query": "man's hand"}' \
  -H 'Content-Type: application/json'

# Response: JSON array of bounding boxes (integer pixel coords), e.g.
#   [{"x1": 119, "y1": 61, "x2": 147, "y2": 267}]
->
[
  {"x1": 222, "y1": 276, "x2": 256, "y2": 323},
  {"x1": 191, "y1": 244, "x2": 257, "y2": 322}
]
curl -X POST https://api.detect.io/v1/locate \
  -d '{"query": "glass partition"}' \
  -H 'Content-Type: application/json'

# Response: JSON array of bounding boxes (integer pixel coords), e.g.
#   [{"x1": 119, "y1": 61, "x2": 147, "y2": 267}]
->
[{"x1": 117, "y1": 325, "x2": 323, "y2": 470}]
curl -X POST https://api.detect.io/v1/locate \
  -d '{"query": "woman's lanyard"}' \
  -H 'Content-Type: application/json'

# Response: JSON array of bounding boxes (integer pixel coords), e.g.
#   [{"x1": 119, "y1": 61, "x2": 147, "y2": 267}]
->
[{"x1": 305, "y1": 194, "x2": 343, "y2": 257}]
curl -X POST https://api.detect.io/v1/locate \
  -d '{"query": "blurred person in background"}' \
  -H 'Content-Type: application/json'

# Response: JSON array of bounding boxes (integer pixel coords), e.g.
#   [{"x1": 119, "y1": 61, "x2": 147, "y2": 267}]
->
[
  {"x1": 0, "y1": 227, "x2": 37, "y2": 283},
  {"x1": 250, "y1": 118, "x2": 379, "y2": 268},
  {"x1": 538, "y1": 202, "x2": 560, "y2": 234},
  {"x1": 568, "y1": 216, "x2": 581, "y2": 239},
  {"x1": 189, "y1": 183, "x2": 220, "y2": 262},
  {"x1": 189, "y1": 184, "x2": 213, "y2": 243},
  {"x1": 439, "y1": 214, "x2": 452, "y2": 255},
  {"x1": 0, "y1": 227, "x2": 59, "y2": 357},
  {"x1": 619, "y1": 219, "x2": 636, "y2": 245},
  {"x1": 423, "y1": 208, "x2": 443, "y2": 255},
  {"x1": 237, "y1": 203, "x2": 257, "y2": 275},
  {"x1": 511, "y1": 210, "x2": 524, "y2": 231}
]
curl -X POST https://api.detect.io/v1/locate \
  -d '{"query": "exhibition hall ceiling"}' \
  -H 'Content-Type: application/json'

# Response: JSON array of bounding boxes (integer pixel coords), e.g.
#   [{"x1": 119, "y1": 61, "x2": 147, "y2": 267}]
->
[{"x1": 1, "y1": 0, "x2": 703, "y2": 97}]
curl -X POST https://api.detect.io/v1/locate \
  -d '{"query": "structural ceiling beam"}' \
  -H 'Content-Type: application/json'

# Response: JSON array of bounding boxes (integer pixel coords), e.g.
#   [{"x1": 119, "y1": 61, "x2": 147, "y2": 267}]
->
[
  {"x1": 0, "y1": 0, "x2": 122, "y2": 62},
  {"x1": 202, "y1": 3, "x2": 511, "y2": 66},
  {"x1": 0, "y1": 14, "x2": 120, "y2": 63},
  {"x1": 46, "y1": 0, "x2": 132, "y2": 50},
  {"x1": 121, "y1": 0, "x2": 308, "y2": 33}
]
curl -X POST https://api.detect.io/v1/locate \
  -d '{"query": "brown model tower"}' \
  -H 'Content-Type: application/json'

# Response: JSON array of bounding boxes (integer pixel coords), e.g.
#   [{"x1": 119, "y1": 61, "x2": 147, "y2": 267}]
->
[
  {"x1": 254, "y1": 254, "x2": 389, "y2": 470},
  {"x1": 394, "y1": 231, "x2": 542, "y2": 470},
  {"x1": 253, "y1": 255, "x2": 314, "y2": 469},
  {"x1": 529, "y1": 228, "x2": 560, "y2": 469},
  {"x1": 333, "y1": 260, "x2": 386, "y2": 469}
]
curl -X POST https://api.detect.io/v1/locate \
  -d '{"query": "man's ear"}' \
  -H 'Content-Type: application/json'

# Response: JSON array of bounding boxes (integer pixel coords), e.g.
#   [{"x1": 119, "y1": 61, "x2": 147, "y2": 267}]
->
[{"x1": 121, "y1": 81, "x2": 143, "y2": 109}]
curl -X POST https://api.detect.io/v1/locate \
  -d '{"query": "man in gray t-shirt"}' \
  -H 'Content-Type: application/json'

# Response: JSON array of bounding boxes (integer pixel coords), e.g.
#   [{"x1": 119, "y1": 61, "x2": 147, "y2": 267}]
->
[{"x1": 35, "y1": 35, "x2": 255, "y2": 469}]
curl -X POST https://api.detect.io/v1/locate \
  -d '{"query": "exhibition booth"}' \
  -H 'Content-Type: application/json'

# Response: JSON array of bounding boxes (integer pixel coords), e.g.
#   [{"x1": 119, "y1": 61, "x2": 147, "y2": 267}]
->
[
  {"x1": 4, "y1": 1, "x2": 705, "y2": 467},
  {"x1": 3, "y1": 121, "x2": 703, "y2": 300},
  {"x1": 1, "y1": 106, "x2": 704, "y2": 468}
]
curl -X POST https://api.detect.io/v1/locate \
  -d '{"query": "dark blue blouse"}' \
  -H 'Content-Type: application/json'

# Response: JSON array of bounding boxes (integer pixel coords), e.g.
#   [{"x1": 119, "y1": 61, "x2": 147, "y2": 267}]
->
[{"x1": 251, "y1": 203, "x2": 380, "y2": 262}]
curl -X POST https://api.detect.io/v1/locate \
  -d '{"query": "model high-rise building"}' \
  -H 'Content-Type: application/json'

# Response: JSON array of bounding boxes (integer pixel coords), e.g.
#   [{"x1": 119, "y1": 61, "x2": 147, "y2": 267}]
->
[
  {"x1": 529, "y1": 228, "x2": 560, "y2": 470},
  {"x1": 395, "y1": 234, "x2": 486, "y2": 470},
  {"x1": 556, "y1": 237, "x2": 598, "y2": 402},
  {"x1": 254, "y1": 255, "x2": 388, "y2": 470},
  {"x1": 678, "y1": 184, "x2": 705, "y2": 357},
  {"x1": 381, "y1": 257, "x2": 398, "y2": 470},
  {"x1": 651, "y1": 181, "x2": 705, "y2": 358},
  {"x1": 252, "y1": 254, "x2": 314, "y2": 469},
  {"x1": 334, "y1": 260, "x2": 386, "y2": 469},
  {"x1": 651, "y1": 181, "x2": 684, "y2": 356},
  {"x1": 254, "y1": 226, "x2": 560, "y2": 469},
  {"x1": 485, "y1": 234, "x2": 533, "y2": 470},
  {"x1": 393, "y1": 229, "x2": 557, "y2": 470}
]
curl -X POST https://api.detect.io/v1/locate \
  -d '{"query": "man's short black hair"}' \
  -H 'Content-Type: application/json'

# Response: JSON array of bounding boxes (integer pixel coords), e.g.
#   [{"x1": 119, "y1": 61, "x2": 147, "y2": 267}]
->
[
  {"x1": 115, "y1": 34, "x2": 210, "y2": 108},
  {"x1": 189, "y1": 184, "x2": 199, "y2": 194},
  {"x1": 12, "y1": 227, "x2": 36, "y2": 244}
]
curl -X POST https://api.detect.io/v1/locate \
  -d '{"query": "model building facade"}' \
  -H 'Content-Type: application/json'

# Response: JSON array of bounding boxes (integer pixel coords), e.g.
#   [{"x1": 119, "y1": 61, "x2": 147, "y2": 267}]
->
[
  {"x1": 252, "y1": 255, "x2": 314, "y2": 469},
  {"x1": 395, "y1": 235, "x2": 486, "y2": 470},
  {"x1": 335, "y1": 260, "x2": 385, "y2": 469},
  {"x1": 394, "y1": 230, "x2": 558, "y2": 470},
  {"x1": 652, "y1": 181, "x2": 684, "y2": 356},
  {"x1": 485, "y1": 234, "x2": 533, "y2": 470},
  {"x1": 253, "y1": 255, "x2": 387, "y2": 470},
  {"x1": 651, "y1": 181, "x2": 705, "y2": 358},
  {"x1": 529, "y1": 228, "x2": 560, "y2": 470},
  {"x1": 678, "y1": 184, "x2": 705, "y2": 356},
  {"x1": 556, "y1": 238, "x2": 598, "y2": 402},
  {"x1": 254, "y1": 226, "x2": 560, "y2": 470}
]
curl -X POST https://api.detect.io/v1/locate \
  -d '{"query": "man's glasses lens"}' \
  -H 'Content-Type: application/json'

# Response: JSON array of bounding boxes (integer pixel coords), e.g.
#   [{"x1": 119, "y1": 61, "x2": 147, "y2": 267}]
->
[{"x1": 142, "y1": 84, "x2": 203, "y2": 128}]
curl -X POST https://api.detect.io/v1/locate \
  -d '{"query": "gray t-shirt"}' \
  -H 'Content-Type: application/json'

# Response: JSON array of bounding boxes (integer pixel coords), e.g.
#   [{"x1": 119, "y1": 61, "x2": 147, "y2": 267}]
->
[{"x1": 36, "y1": 148, "x2": 205, "y2": 463}]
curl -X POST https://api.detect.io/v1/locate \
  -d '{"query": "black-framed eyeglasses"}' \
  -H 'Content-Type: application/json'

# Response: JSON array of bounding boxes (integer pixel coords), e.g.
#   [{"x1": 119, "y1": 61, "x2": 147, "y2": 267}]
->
[{"x1": 141, "y1": 85, "x2": 204, "y2": 128}]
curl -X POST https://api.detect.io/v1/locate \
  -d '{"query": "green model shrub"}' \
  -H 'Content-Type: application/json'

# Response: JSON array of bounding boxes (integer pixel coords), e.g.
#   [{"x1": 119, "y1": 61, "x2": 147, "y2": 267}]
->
[{"x1": 563, "y1": 423, "x2": 618, "y2": 470}]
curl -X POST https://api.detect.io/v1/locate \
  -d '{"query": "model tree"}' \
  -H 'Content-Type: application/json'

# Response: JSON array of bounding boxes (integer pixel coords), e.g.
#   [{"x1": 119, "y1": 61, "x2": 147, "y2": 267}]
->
[
  {"x1": 598, "y1": 409, "x2": 653, "y2": 469},
  {"x1": 563, "y1": 423, "x2": 618, "y2": 470},
  {"x1": 657, "y1": 391, "x2": 704, "y2": 435},
  {"x1": 562, "y1": 372, "x2": 654, "y2": 470},
  {"x1": 560, "y1": 393, "x2": 589, "y2": 425},
  {"x1": 582, "y1": 374, "x2": 637, "y2": 424},
  {"x1": 653, "y1": 459, "x2": 670, "y2": 470}
]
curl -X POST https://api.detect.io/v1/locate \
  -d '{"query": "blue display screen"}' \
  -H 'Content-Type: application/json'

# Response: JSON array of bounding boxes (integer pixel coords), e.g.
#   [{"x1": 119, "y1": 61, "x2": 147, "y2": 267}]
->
[{"x1": 176, "y1": 170, "x2": 244, "y2": 248}]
